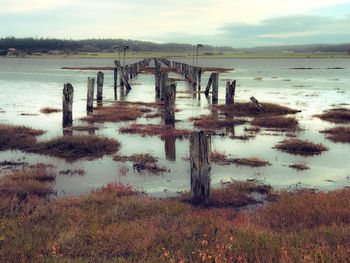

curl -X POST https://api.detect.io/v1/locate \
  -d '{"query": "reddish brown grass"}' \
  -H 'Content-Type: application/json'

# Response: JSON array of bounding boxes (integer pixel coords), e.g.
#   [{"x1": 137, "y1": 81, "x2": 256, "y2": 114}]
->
[
  {"x1": 315, "y1": 108, "x2": 350, "y2": 123},
  {"x1": 244, "y1": 126, "x2": 261, "y2": 133},
  {"x1": 210, "y1": 151, "x2": 270, "y2": 167},
  {"x1": 251, "y1": 116, "x2": 299, "y2": 130},
  {"x1": 320, "y1": 126, "x2": 350, "y2": 143},
  {"x1": 0, "y1": 124, "x2": 45, "y2": 151},
  {"x1": 119, "y1": 124, "x2": 192, "y2": 140},
  {"x1": 31, "y1": 135, "x2": 120, "y2": 161},
  {"x1": 113, "y1": 153, "x2": 157, "y2": 163},
  {"x1": 192, "y1": 115, "x2": 247, "y2": 130},
  {"x1": 200, "y1": 67, "x2": 234, "y2": 73},
  {"x1": 289, "y1": 162, "x2": 310, "y2": 171},
  {"x1": 216, "y1": 102, "x2": 299, "y2": 117},
  {"x1": 59, "y1": 169, "x2": 86, "y2": 176},
  {"x1": 275, "y1": 139, "x2": 328, "y2": 156},
  {"x1": 40, "y1": 107, "x2": 62, "y2": 114},
  {"x1": 80, "y1": 102, "x2": 152, "y2": 123}
]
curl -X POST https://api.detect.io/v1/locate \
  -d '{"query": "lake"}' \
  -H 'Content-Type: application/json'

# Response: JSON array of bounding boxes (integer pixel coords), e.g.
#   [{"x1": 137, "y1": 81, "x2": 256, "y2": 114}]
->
[{"x1": 0, "y1": 57, "x2": 349, "y2": 197}]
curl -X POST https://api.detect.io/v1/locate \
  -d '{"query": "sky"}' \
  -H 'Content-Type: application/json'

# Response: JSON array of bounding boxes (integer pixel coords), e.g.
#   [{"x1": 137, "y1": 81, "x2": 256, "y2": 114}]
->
[{"x1": 1, "y1": 0, "x2": 350, "y2": 47}]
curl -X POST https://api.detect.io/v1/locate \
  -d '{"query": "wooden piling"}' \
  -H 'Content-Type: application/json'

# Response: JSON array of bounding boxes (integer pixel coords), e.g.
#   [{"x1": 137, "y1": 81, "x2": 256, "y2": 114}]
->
[
  {"x1": 62, "y1": 83, "x2": 73, "y2": 128},
  {"x1": 225, "y1": 80, "x2": 236, "y2": 105},
  {"x1": 114, "y1": 60, "x2": 131, "y2": 91},
  {"x1": 87, "y1": 77, "x2": 95, "y2": 113},
  {"x1": 198, "y1": 68, "x2": 202, "y2": 91},
  {"x1": 205, "y1": 73, "x2": 213, "y2": 96},
  {"x1": 190, "y1": 131, "x2": 211, "y2": 204},
  {"x1": 113, "y1": 68, "x2": 118, "y2": 100},
  {"x1": 160, "y1": 72, "x2": 168, "y2": 101},
  {"x1": 97, "y1": 71, "x2": 104, "y2": 101},
  {"x1": 164, "y1": 79, "x2": 176, "y2": 124},
  {"x1": 212, "y1": 72, "x2": 219, "y2": 104}
]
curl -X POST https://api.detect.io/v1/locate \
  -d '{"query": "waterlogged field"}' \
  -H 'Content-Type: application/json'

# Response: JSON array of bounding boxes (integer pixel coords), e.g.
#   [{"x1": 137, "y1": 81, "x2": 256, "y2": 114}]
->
[{"x1": 0, "y1": 57, "x2": 349, "y2": 198}]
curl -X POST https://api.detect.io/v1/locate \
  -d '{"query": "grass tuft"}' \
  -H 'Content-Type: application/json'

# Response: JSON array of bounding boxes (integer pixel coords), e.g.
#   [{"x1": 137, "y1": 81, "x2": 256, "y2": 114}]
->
[
  {"x1": 251, "y1": 116, "x2": 299, "y2": 130},
  {"x1": 315, "y1": 108, "x2": 350, "y2": 123},
  {"x1": 320, "y1": 126, "x2": 350, "y2": 143},
  {"x1": 40, "y1": 107, "x2": 61, "y2": 114},
  {"x1": 275, "y1": 139, "x2": 328, "y2": 156}
]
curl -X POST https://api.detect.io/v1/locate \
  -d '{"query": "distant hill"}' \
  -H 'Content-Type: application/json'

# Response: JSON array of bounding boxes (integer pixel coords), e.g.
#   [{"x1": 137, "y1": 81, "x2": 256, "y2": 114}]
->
[{"x1": 0, "y1": 37, "x2": 349, "y2": 54}]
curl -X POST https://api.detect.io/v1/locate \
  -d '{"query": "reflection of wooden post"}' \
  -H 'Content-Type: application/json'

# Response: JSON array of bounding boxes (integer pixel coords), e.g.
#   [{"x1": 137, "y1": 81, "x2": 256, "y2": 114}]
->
[
  {"x1": 113, "y1": 68, "x2": 118, "y2": 100},
  {"x1": 87, "y1": 77, "x2": 95, "y2": 113},
  {"x1": 97, "y1": 71, "x2": 104, "y2": 101},
  {"x1": 164, "y1": 79, "x2": 176, "y2": 124},
  {"x1": 62, "y1": 83, "x2": 73, "y2": 128},
  {"x1": 160, "y1": 72, "x2": 168, "y2": 101},
  {"x1": 190, "y1": 131, "x2": 211, "y2": 204},
  {"x1": 165, "y1": 135, "x2": 176, "y2": 161},
  {"x1": 212, "y1": 72, "x2": 219, "y2": 104},
  {"x1": 155, "y1": 59, "x2": 161, "y2": 98},
  {"x1": 198, "y1": 68, "x2": 202, "y2": 91}
]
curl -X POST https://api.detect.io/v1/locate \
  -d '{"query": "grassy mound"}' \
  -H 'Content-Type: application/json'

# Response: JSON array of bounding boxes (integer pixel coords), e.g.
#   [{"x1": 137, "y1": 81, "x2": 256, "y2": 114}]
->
[
  {"x1": 0, "y1": 124, "x2": 44, "y2": 151},
  {"x1": 320, "y1": 126, "x2": 350, "y2": 143},
  {"x1": 251, "y1": 116, "x2": 298, "y2": 130},
  {"x1": 315, "y1": 108, "x2": 350, "y2": 123},
  {"x1": 192, "y1": 115, "x2": 247, "y2": 130},
  {"x1": 216, "y1": 102, "x2": 299, "y2": 117},
  {"x1": 275, "y1": 139, "x2": 328, "y2": 156},
  {"x1": 32, "y1": 135, "x2": 120, "y2": 161}
]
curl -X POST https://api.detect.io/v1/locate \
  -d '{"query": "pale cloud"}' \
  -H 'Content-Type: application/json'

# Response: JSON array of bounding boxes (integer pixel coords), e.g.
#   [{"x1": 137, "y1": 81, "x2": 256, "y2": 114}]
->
[{"x1": 0, "y1": 0, "x2": 350, "y2": 47}]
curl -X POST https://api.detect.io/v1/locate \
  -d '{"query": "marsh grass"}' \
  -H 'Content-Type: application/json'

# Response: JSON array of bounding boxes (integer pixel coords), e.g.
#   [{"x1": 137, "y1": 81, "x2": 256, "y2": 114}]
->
[
  {"x1": 216, "y1": 102, "x2": 299, "y2": 117},
  {"x1": 0, "y1": 164, "x2": 55, "y2": 198},
  {"x1": 251, "y1": 116, "x2": 299, "y2": 130},
  {"x1": 80, "y1": 101, "x2": 162, "y2": 123},
  {"x1": 210, "y1": 151, "x2": 270, "y2": 167},
  {"x1": 31, "y1": 135, "x2": 120, "y2": 161},
  {"x1": 40, "y1": 107, "x2": 61, "y2": 114},
  {"x1": 0, "y1": 178, "x2": 349, "y2": 262},
  {"x1": 289, "y1": 162, "x2": 310, "y2": 171},
  {"x1": 119, "y1": 124, "x2": 192, "y2": 139},
  {"x1": 0, "y1": 124, "x2": 45, "y2": 151},
  {"x1": 192, "y1": 115, "x2": 247, "y2": 130},
  {"x1": 275, "y1": 139, "x2": 328, "y2": 156},
  {"x1": 320, "y1": 126, "x2": 350, "y2": 143},
  {"x1": 315, "y1": 108, "x2": 350, "y2": 123}
]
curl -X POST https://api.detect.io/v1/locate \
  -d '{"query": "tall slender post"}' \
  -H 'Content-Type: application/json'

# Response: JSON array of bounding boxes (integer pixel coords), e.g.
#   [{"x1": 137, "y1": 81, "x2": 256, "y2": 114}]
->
[
  {"x1": 114, "y1": 68, "x2": 118, "y2": 100},
  {"x1": 87, "y1": 77, "x2": 95, "y2": 113},
  {"x1": 160, "y1": 72, "x2": 168, "y2": 101},
  {"x1": 155, "y1": 59, "x2": 161, "y2": 98},
  {"x1": 62, "y1": 83, "x2": 73, "y2": 128},
  {"x1": 190, "y1": 131, "x2": 211, "y2": 204},
  {"x1": 97, "y1": 71, "x2": 104, "y2": 101},
  {"x1": 164, "y1": 79, "x2": 176, "y2": 124},
  {"x1": 198, "y1": 68, "x2": 202, "y2": 91},
  {"x1": 205, "y1": 73, "x2": 213, "y2": 96},
  {"x1": 212, "y1": 72, "x2": 219, "y2": 104}
]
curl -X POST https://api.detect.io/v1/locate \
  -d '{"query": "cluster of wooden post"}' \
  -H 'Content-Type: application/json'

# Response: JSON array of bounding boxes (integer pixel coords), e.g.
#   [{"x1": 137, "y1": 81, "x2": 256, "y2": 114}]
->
[
  {"x1": 190, "y1": 131, "x2": 211, "y2": 204},
  {"x1": 172, "y1": 61, "x2": 200, "y2": 85}
]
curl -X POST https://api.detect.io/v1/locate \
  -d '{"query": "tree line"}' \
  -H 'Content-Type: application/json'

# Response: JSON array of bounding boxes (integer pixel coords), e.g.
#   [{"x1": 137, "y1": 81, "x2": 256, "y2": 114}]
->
[{"x1": 0, "y1": 37, "x2": 349, "y2": 54}]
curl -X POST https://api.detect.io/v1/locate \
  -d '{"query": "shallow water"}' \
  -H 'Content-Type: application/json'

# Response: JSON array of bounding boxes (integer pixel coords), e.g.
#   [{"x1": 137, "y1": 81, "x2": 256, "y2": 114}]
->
[{"x1": 0, "y1": 57, "x2": 349, "y2": 197}]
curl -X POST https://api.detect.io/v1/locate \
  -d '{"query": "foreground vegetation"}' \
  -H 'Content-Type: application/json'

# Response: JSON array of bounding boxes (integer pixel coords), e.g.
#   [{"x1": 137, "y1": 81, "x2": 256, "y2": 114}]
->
[{"x1": 0, "y1": 166, "x2": 349, "y2": 262}]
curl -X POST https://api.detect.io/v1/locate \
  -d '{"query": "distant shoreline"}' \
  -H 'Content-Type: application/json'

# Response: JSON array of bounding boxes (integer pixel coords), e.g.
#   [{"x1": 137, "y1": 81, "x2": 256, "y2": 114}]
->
[{"x1": 1, "y1": 51, "x2": 349, "y2": 60}]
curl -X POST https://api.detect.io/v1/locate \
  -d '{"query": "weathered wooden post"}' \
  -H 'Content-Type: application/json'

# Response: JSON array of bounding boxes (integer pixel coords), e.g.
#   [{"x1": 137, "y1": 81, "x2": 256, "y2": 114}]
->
[
  {"x1": 87, "y1": 77, "x2": 95, "y2": 113},
  {"x1": 62, "y1": 83, "x2": 73, "y2": 128},
  {"x1": 113, "y1": 68, "x2": 118, "y2": 100},
  {"x1": 190, "y1": 131, "x2": 211, "y2": 204},
  {"x1": 205, "y1": 73, "x2": 213, "y2": 96},
  {"x1": 225, "y1": 80, "x2": 235, "y2": 105},
  {"x1": 164, "y1": 79, "x2": 176, "y2": 124},
  {"x1": 212, "y1": 72, "x2": 219, "y2": 104},
  {"x1": 114, "y1": 60, "x2": 131, "y2": 91},
  {"x1": 250, "y1": 96, "x2": 265, "y2": 112},
  {"x1": 97, "y1": 71, "x2": 104, "y2": 101}
]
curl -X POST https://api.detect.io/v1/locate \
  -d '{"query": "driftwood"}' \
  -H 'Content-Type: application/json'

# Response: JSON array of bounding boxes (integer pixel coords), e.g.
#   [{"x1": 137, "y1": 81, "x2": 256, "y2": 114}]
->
[
  {"x1": 190, "y1": 131, "x2": 211, "y2": 204},
  {"x1": 114, "y1": 60, "x2": 131, "y2": 90},
  {"x1": 62, "y1": 83, "x2": 73, "y2": 128},
  {"x1": 250, "y1": 96, "x2": 265, "y2": 112}
]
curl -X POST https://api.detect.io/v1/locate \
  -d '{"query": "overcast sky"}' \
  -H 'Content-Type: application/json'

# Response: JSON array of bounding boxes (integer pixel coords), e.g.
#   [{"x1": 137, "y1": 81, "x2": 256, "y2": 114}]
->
[{"x1": 1, "y1": 0, "x2": 350, "y2": 47}]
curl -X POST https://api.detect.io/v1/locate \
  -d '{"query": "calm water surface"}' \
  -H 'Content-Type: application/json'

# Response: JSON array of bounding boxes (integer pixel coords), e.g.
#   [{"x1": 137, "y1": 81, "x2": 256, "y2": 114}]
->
[{"x1": 0, "y1": 57, "x2": 349, "y2": 197}]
